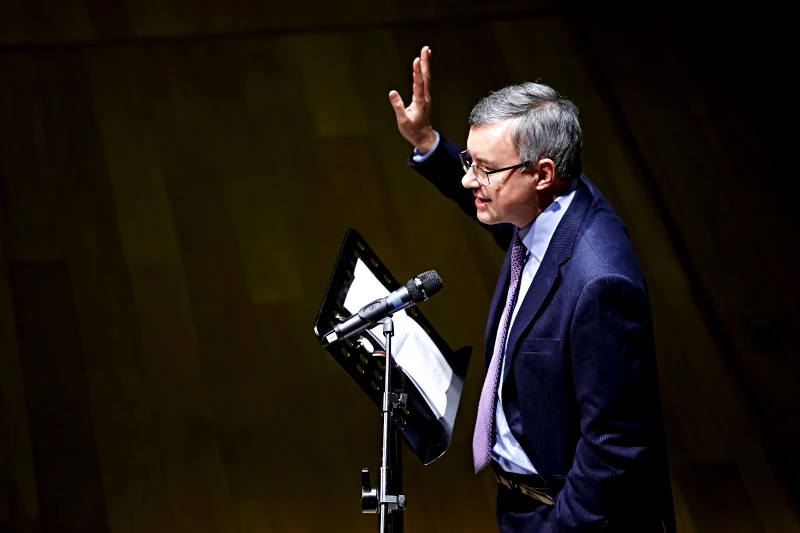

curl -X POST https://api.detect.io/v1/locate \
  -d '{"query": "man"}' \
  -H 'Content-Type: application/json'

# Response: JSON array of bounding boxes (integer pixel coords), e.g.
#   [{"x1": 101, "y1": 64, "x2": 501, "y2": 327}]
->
[{"x1": 388, "y1": 46, "x2": 675, "y2": 532}]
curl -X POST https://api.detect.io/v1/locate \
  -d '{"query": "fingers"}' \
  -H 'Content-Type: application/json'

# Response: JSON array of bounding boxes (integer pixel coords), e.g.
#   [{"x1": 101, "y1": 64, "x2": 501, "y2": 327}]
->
[
  {"x1": 420, "y1": 46, "x2": 431, "y2": 96},
  {"x1": 412, "y1": 57, "x2": 425, "y2": 104},
  {"x1": 388, "y1": 90, "x2": 407, "y2": 119}
]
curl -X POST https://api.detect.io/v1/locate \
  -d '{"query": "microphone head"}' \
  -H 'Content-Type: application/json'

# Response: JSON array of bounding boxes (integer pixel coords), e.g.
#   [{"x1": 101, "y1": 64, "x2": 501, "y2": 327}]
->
[{"x1": 405, "y1": 270, "x2": 443, "y2": 302}]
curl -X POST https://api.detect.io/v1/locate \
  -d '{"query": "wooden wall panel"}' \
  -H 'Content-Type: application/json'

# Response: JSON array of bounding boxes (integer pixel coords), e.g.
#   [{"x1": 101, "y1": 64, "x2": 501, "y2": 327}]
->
[
  {"x1": 8, "y1": 262, "x2": 109, "y2": 533},
  {"x1": 129, "y1": 266, "x2": 238, "y2": 533},
  {"x1": 0, "y1": 3, "x2": 798, "y2": 532},
  {"x1": 55, "y1": 50, "x2": 175, "y2": 533},
  {"x1": 688, "y1": 462, "x2": 766, "y2": 533},
  {"x1": 0, "y1": 56, "x2": 41, "y2": 533},
  {"x1": 0, "y1": 55, "x2": 62, "y2": 262},
  {"x1": 0, "y1": 0, "x2": 551, "y2": 46},
  {"x1": 0, "y1": 257, "x2": 39, "y2": 533}
]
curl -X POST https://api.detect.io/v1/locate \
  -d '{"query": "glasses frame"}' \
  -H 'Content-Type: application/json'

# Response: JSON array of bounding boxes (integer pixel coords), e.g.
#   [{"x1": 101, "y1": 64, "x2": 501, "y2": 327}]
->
[{"x1": 459, "y1": 150, "x2": 531, "y2": 186}]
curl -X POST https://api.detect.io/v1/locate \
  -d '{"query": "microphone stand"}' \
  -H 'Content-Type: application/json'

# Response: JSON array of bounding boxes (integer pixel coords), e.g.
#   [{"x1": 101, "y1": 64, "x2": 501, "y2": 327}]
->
[{"x1": 361, "y1": 317, "x2": 406, "y2": 532}]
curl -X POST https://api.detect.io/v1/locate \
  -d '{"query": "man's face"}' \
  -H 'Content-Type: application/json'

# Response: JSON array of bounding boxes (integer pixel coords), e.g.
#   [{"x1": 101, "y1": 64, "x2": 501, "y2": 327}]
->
[{"x1": 462, "y1": 122, "x2": 540, "y2": 228}]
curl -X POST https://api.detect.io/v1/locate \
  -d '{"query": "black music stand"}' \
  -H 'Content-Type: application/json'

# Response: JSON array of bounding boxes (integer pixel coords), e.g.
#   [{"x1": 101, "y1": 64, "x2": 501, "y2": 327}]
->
[{"x1": 313, "y1": 229, "x2": 471, "y2": 533}]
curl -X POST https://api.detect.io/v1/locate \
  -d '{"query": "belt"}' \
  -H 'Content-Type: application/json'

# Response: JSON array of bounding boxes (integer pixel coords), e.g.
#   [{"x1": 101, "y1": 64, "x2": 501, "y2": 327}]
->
[{"x1": 491, "y1": 462, "x2": 557, "y2": 506}]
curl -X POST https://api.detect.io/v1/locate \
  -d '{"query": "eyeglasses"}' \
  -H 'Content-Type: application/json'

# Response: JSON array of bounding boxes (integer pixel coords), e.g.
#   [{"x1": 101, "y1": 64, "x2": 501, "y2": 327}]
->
[{"x1": 459, "y1": 150, "x2": 531, "y2": 186}]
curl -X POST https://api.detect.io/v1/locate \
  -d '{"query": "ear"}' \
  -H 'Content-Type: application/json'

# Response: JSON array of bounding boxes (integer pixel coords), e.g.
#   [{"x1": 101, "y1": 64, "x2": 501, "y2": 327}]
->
[{"x1": 533, "y1": 158, "x2": 556, "y2": 190}]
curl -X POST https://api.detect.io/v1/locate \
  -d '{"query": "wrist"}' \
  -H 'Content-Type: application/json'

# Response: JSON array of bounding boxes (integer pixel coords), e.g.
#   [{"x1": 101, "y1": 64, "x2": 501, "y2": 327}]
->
[{"x1": 414, "y1": 128, "x2": 437, "y2": 154}]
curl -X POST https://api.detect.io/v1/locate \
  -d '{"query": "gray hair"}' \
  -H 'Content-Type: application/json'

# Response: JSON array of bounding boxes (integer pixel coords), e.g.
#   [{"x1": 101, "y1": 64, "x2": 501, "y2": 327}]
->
[{"x1": 469, "y1": 82, "x2": 582, "y2": 180}]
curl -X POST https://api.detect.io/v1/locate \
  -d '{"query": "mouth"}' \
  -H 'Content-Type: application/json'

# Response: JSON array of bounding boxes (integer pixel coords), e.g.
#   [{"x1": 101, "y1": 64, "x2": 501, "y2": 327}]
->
[{"x1": 475, "y1": 196, "x2": 491, "y2": 208}]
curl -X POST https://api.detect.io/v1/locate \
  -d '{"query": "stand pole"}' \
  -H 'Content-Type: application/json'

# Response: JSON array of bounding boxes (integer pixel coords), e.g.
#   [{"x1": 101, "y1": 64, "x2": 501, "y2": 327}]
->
[
  {"x1": 379, "y1": 317, "x2": 393, "y2": 532},
  {"x1": 360, "y1": 318, "x2": 406, "y2": 532},
  {"x1": 390, "y1": 426, "x2": 403, "y2": 533},
  {"x1": 379, "y1": 318, "x2": 405, "y2": 532}
]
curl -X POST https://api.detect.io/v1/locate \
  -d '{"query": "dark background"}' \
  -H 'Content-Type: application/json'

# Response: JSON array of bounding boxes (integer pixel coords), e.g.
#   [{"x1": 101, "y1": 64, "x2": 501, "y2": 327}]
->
[{"x1": 0, "y1": 1, "x2": 797, "y2": 531}]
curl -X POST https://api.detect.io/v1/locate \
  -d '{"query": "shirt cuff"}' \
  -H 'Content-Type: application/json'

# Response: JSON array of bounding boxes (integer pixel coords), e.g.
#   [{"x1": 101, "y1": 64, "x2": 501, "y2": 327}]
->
[{"x1": 411, "y1": 131, "x2": 441, "y2": 163}]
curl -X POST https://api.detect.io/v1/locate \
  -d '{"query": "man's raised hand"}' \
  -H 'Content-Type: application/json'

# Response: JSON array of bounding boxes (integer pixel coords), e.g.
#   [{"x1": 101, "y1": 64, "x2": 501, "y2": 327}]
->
[{"x1": 388, "y1": 46, "x2": 437, "y2": 153}]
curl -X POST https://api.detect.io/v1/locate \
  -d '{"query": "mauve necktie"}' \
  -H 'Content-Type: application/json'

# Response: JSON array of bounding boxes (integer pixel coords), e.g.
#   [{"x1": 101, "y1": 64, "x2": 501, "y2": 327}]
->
[{"x1": 472, "y1": 235, "x2": 528, "y2": 473}]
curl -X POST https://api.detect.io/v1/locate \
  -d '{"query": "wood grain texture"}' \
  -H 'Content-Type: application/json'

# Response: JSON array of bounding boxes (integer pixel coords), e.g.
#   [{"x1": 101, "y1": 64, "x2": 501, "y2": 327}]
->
[
  {"x1": 0, "y1": 2, "x2": 797, "y2": 532},
  {"x1": 8, "y1": 262, "x2": 109, "y2": 533}
]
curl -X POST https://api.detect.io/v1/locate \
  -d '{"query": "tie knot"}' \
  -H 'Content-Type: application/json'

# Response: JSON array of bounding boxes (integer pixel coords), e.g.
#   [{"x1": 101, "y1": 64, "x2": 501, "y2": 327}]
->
[{"x1": 512, "y1": 235, "x2": 527, "y2": 262}]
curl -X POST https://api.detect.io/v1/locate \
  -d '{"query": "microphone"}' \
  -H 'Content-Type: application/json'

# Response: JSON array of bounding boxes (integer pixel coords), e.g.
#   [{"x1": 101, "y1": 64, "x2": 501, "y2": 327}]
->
[{"x1": 322, "y1": 270, "x2": 443, "y2": 346}]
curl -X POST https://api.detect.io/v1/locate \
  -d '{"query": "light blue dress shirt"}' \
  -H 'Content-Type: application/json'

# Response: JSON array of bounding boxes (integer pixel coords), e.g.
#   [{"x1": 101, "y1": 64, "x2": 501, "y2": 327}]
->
[{"x1": 492, "y1": 180, "x2": 577, "y2": 475}]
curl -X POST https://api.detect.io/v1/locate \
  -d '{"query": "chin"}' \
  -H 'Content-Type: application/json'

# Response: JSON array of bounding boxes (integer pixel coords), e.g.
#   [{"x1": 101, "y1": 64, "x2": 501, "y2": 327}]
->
[
  {"x1": 477, "y1": 213, "x2": 498, "y2": 225},
  {"x1": 476, "y1": 210, "x2": 502, "y2": 226}
]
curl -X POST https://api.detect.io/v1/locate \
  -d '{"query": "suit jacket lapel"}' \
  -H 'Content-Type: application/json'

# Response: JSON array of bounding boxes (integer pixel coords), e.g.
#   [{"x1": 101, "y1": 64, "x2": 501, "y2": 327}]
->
[
  {"x1": 502, "y1": 256, "x2": 560, "y2": 380},
  {"x1": 503, "y1": 178, "x2": 593, "y2": 374}
]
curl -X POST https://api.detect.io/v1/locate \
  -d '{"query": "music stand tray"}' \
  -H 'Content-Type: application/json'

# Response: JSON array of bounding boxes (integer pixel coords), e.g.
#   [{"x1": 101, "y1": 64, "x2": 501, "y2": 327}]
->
[{"x1": 313, "y1": 228, "x2": 471, "y2": 465}]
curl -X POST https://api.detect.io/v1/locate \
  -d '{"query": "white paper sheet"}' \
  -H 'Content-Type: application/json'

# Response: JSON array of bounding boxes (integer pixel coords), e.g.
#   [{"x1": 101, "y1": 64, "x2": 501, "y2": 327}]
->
[{"x1": 343, "y1": 259, "x2": 452, "y2": 418}]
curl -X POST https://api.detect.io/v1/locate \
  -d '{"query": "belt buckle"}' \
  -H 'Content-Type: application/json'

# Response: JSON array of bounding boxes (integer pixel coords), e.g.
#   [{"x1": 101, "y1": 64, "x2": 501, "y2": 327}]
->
[
  {"x1": 520, "y1": 484, "x2": 556, "y2": 506},
  {"x1": 495, "y1": 471, "x2": 555, "y2": 506},
  {"x1": 494, "y1": 471, "x2": 510, "y2": 489}
]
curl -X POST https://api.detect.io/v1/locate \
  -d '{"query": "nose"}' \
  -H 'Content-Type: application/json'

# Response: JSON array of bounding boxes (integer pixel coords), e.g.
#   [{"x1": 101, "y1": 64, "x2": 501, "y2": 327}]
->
[{"x1": 461, "y1": 167, "x2": 481, "y2": 189}]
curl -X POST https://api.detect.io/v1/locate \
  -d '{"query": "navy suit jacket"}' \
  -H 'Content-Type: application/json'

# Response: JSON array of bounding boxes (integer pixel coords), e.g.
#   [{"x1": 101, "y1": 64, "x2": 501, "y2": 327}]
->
[{"x1": 410, "y1": 136, "x2": 675, "y2": 532}]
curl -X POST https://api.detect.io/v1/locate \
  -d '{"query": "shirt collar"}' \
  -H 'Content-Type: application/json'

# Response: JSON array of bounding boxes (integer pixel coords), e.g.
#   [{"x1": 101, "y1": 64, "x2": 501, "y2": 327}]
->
[{"x1": 517, "y1": 179, "x2": 578, "y2": 263}]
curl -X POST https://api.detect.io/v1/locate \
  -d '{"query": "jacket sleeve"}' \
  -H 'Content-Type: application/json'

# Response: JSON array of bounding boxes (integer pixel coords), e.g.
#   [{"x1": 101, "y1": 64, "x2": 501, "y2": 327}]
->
[
  {"x1": 407, "y1": 135, "x2": 515, "y2": 252},
  {"x1": 536, "y1": 273, "x2": 662, "y2": 532}
]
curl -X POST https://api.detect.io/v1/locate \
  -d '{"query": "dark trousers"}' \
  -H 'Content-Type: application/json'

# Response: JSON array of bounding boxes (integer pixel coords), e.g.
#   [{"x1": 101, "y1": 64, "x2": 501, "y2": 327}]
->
[
  {"x1": 495, "y1": 483, "x2": 668, "y2": 533},
  {"x1": 495, "y1": 483, "x2": 548, "y2": 532}
]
